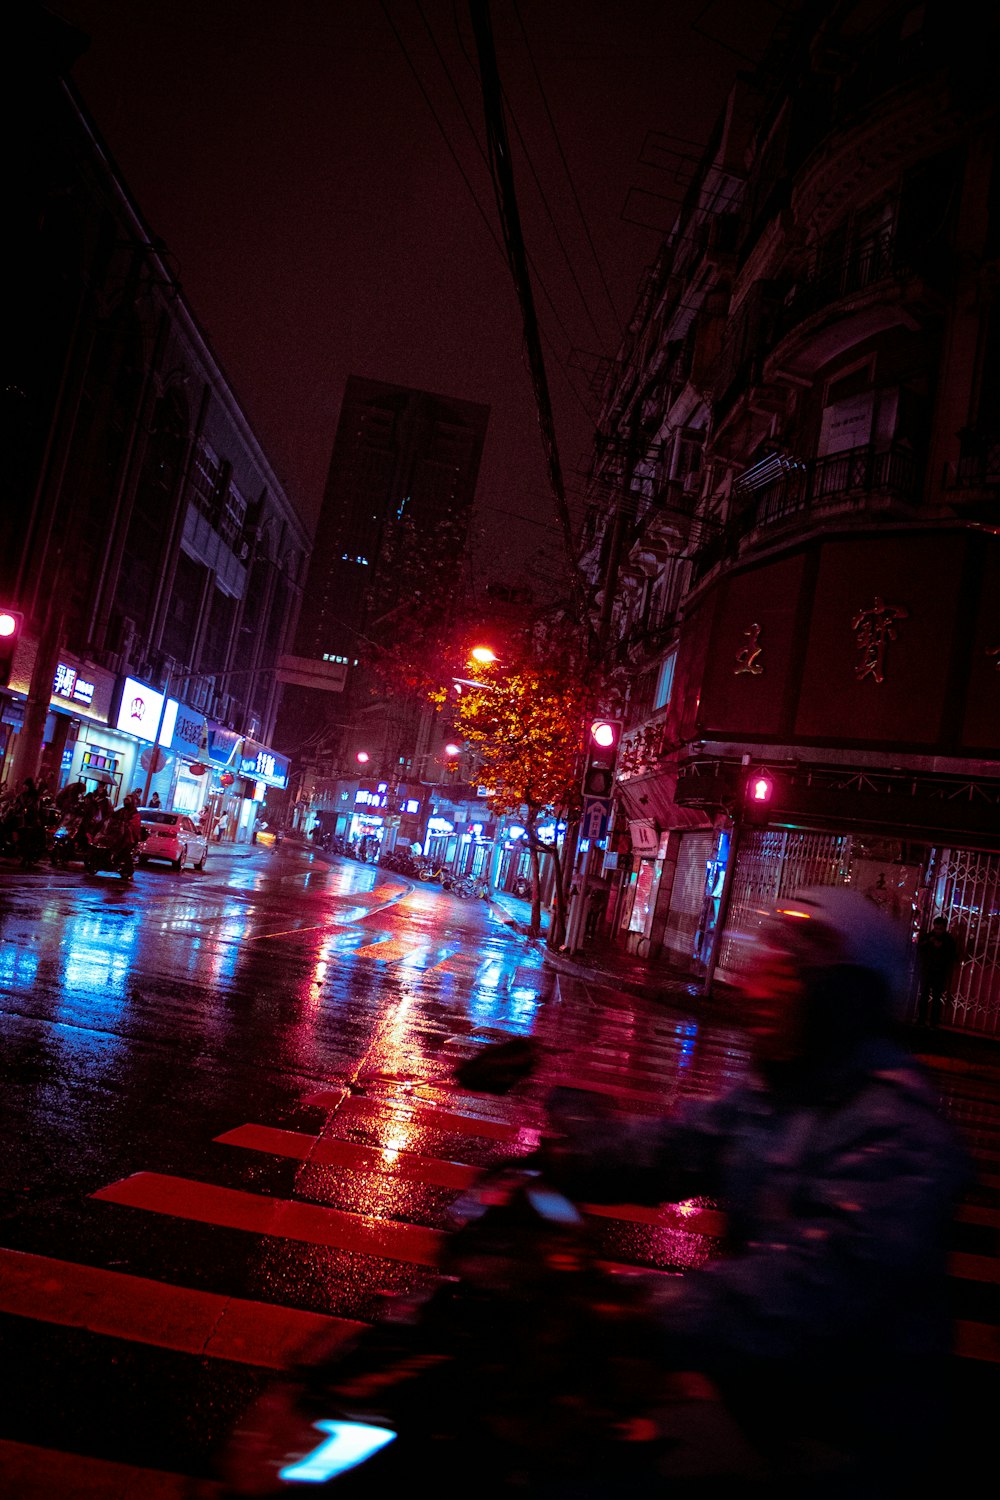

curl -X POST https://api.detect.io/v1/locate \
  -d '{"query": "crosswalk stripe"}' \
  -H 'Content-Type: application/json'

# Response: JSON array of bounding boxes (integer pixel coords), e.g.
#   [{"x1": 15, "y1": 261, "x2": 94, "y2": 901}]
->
[
  {"x1": 215, "y1": 1124, "x2": 479, "y2": 1189},
  {"x1": 0, "y1": 1247, "x2": 363, "y2": 1368},
  {"x1": 950, "y1": 1250, "x2": 1000, "y2": 1283},
  {"x1": 302, "y1": 1090, "x2": 538, "y2": 1144},
  {"x1": 214, "y1": 1123, "x2": 730, "y2": 1236},
  {"x1": 92, "y1": 1172, "x2": 445, "y2": 1266},
  {"x1": 0, "y1": 1437, "x2": 221, "y2": 1499},
  {"x1": 954, "y1": 1320, "x2": 1000, "y2": 1362},
  {"x1": 583, "y1": 1200, "x2": 728, "y2": 1237},
  {"x1": 956, "y1": 1203, "x2": 1000, "y2": 1228}
]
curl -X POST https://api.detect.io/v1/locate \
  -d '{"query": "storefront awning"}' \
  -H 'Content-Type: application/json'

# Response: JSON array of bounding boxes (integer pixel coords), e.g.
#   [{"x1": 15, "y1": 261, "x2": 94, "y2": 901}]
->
[{"x1": 616, "y1": 774, "x2": 717, "y2": 831}]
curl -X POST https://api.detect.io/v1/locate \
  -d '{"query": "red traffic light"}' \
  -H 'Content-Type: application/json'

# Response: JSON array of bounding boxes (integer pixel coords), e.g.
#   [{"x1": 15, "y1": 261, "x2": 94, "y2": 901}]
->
[
  {"x1": 582, "y1": 718, "x2": 622, "y2": 799},
  {"x1": 0, "y1": 607, "x2": 24, "y2": 689},
  {"x1": 749, "y1": 774, "x2": 773, "y2": 802}
]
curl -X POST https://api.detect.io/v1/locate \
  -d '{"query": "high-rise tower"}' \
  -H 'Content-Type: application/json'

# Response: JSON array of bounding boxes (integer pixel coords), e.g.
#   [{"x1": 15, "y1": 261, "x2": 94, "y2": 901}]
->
[{"x1": 277, "y1": 377, "x2": 490, "y2": 758}]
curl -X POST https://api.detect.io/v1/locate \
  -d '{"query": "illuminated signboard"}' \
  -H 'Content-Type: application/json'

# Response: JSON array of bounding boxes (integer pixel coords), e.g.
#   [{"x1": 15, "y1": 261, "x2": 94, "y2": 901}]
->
[
  {"x1": 53, "y1": 663, "x2": 96, "y2": 707},
  {"x1": 237, "y1": 741, "x2": 289, "y2": 788},
  {"x1": 114, "y1": 676, "x2": 177, "y2": 745},
  {"x1": 355, "y1": 788, "x2": 386, "y2": 807}
]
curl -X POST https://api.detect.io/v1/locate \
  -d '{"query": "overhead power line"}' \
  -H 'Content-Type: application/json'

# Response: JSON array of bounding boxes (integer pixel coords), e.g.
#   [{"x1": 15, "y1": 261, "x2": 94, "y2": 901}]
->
[
  {"x1": 467, "y1": 0, "x2": 591, "y2": 636},
  {"x1": 381, "y1": 0, "x2": 598, "y2": 430}
]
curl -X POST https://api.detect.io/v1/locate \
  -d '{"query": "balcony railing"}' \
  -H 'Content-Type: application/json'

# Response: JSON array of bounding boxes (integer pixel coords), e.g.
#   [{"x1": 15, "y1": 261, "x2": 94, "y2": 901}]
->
[
  {"x1": 733, "y1": 441, "x2": 921, "y2": 540},
  {"x1": 777, "y1": 231, "x2": 905, "y2": 338},
  {"x1": 691, "y1": 441, "x2": 920, "y2": 581},
  {"x1": 950, "y1": 431, "x2": 1000, "y2": 490}
]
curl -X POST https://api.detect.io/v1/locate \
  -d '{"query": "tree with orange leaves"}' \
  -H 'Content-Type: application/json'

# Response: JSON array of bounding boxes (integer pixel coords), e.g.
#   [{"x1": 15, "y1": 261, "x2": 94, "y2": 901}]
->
[{"x1": 443, "y1": 628, "x2": 594, "y2": 942}]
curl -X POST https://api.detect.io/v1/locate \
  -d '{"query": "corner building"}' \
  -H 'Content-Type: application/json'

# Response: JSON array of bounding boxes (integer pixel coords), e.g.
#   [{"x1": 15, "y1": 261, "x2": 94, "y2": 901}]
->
[{"x1": 582, "y1": 1, "x2": 1000, "y2": 1035}]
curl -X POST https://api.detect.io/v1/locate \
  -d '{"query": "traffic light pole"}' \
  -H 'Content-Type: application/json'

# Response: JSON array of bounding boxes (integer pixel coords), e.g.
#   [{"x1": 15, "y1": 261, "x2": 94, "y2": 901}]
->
[
  {"x1": 701, "y1": 815, "x2": 742, "y2": 996},
  {"x1": 562, "y1": 718, "x2": 621, "y2": 953}
]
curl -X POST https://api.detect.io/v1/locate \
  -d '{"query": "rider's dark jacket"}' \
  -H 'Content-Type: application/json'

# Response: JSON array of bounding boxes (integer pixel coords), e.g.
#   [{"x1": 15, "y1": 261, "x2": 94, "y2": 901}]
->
[{"x1": 549, "y1": 993, "x2": 972, "y2": 1484}]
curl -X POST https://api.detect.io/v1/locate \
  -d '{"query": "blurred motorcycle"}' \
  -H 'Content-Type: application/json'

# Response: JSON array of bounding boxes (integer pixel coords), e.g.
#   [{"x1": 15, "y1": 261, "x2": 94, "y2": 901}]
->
[{"x1": 215, "y1": 1040, "x2": 712, "y2": 1499}]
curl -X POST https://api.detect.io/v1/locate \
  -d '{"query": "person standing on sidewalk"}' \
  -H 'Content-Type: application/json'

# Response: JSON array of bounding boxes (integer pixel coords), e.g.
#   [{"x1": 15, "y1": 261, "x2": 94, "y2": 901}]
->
[
  {"x1": 584, "y1": 882, "x2": 610, "y2": 940},
  {"x1": 916, "y1": 916, "x2": 958, "y2": 1028}
]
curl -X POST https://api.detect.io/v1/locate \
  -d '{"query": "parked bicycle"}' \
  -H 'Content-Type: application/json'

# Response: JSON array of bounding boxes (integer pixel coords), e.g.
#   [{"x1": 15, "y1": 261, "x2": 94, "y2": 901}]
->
[{"x1": 453, "y1": 873, "x2": 489, "y2": 900}]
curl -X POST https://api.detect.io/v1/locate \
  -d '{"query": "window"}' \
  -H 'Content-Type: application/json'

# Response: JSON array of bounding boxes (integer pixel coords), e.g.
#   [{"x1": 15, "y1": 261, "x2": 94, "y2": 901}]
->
[
  {"x1": 653, "y1": 649, "x2": 677, "y2": 710},
  {"x1": 191, "y1": 440, "x2": 223, "y2": 521},
  {"x1": 220, "y1": 478, "x2": 247, "y2": 547}
]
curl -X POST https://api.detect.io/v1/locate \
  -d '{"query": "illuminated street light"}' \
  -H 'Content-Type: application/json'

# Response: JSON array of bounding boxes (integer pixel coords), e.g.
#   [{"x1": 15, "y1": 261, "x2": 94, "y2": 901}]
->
[
  {"x1": 444, "y1": 743, "x2": 461, "y2": 756},
  {"x1": 470, "y1": 646, "x2": 497, "y2": 664},
  {"x1": 356, "y1": 751, "x2": 370, "y2": 764}
]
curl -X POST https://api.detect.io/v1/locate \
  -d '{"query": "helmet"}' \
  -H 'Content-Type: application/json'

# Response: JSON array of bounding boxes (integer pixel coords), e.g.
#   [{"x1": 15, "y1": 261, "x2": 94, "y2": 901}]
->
[
  {"x1": 770, "y1": 887, "x2": 907, "y2": 998},
  {"x1": 752, "y1": 886, "x2": 910, "y2": 1062}
]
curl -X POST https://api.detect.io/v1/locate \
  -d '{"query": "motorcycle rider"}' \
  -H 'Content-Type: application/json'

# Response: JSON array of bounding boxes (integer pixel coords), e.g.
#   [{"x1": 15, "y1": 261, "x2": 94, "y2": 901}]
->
[{"x1": 545, "y1": 887, "x2": 972, "y2": 1495}]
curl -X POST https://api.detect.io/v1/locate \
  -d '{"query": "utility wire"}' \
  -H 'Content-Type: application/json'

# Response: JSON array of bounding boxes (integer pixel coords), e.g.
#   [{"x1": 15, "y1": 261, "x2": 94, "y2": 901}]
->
[
  {"x1": 511, "y1": 0, "x2": 622, "y2": 332},
  {"x1": 406, "y1": 0, "x2": 599, "y2": 425},
  {"x1": 468, "y1": 0, "x2": 591, "y2": 637}
]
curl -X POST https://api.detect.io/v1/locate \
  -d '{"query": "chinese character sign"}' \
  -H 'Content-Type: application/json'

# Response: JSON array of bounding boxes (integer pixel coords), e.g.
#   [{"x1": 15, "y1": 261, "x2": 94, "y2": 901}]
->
[
  {"x1": 851, "y1": 596, "x2": 908, "y2": 684},
  {"x1": 734, "y1": 622, "x2": 764, "y2": 676}
]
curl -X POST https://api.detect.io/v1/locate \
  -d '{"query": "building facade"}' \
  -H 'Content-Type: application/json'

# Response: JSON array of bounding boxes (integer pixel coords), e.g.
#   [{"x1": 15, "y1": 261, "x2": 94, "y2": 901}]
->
[
  {"x1": 4, "y1": 7, "x2": 308, "y2": 837},
  {"x1": 581, "y1": 1, "x2": 1000, "y2": 1034}
]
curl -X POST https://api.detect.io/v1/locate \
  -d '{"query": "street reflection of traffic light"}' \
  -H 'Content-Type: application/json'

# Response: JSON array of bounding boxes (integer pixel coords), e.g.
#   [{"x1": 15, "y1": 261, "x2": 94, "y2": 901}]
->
[
  {"x1": 581, "y1": 719, "x2": 622, "y2": 798},
  {"x1": 0, "y1": 609, "x2": 24, "y2": 689}
]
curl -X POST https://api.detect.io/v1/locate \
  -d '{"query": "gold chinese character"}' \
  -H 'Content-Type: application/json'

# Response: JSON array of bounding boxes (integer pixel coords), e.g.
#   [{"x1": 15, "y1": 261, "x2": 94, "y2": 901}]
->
[
  {"x1": 734, "y1": 622, "x2": 764, "y2": 676},
  {"x1": 851, "y1": 596, "x2": 908, "y2": 683}
]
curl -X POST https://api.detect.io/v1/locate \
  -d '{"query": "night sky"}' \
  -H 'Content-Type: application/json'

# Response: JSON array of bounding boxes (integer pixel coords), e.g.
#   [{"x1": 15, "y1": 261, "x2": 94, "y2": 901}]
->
[{"x1": 56, "y1": 0, "x2": 788, "y2": 593}]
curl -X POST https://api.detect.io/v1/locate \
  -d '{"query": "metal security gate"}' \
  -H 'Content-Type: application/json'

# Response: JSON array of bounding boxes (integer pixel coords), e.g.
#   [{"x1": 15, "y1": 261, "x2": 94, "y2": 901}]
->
[
  {"x1": 715, "y1": 830, "x2": 852, "y2": 980},
  {"x1": 715, "y1": 830, "x2": 1000, "y2": 1039},
  {"x1": 925, "y1": 848, "x2": 1000, "y2": 1037}
]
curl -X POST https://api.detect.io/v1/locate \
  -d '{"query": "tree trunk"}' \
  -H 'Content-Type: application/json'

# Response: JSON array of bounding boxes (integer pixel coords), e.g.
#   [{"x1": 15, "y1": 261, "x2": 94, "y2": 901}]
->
[
  {"x1": 547, "y1": 842, "x2": 567, "y2": 948},
  {"x1": 523, "y1": 808, "x2": 542, "y2": 936}
]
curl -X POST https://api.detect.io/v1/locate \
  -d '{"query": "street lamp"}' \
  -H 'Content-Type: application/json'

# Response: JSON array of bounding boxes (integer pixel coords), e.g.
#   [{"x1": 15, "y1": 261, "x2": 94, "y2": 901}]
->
[
  {"x1": 356, "y1": 750, "x2": 370, "y2": 765},
  {"x1": 470, "y1": 646, "x2": 497, "y2": 665}
]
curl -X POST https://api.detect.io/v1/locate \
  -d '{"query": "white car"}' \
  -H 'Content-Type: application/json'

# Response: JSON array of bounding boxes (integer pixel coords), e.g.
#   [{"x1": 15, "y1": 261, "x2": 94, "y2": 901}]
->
[{"x1": 137, "y1": 809, "x2": 209, "y2": 871}]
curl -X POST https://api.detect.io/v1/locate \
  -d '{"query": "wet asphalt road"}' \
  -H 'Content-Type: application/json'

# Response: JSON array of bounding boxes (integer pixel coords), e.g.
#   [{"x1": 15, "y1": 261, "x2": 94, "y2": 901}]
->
[
  {"x1": 0, "y1": 841, "x2": 996, "y2": 1494},
  {"x1": 0, "y1": 842, "x2": 573, "y2": 1491}
]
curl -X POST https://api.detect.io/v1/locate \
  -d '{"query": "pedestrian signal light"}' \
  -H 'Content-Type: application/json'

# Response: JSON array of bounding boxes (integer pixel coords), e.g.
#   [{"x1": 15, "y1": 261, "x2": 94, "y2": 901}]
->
[
  {"x1": 744, "y1": 771, "x2": 774, "y2": 817},
  {"x1": 0, "y1": 608, "x2": 24, "y2": 689},
  {"x1": 581, "y1": 718, "x2": 622, "y2": 799}
]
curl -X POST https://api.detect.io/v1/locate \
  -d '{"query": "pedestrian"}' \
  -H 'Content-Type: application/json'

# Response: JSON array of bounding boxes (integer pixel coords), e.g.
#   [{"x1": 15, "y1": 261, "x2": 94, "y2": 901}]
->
[
  {"x1": 56, "y1": 779, "x2": 86, "y2": 816},
  {"x1": 584, "y1": 882, "x2": 609, "y2": 940},
  {"x1": 917, "y1": 915, "x2": 958, "y2": 1028},
  {"x1": 13, "y1": 778, "x2": 45, "y2": 867},
  {"x1": 149, "y1": 790, "x2": 161, "y2": 809},
  {"x1": 545, "y1": 887, "x2": 971, "y2": 1494}
]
